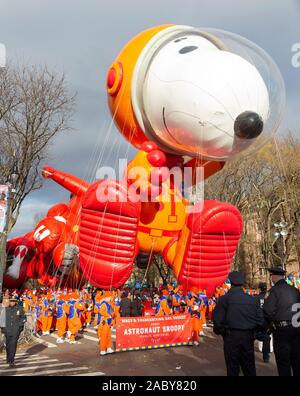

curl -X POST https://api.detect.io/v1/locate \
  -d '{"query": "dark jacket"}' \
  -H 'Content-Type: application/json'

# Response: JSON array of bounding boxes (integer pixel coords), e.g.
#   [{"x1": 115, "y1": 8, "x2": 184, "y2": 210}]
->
[
  {"x1": 130, "y1": 297, "x2": 143, "y2": 317},
  {"x1": 2, "y1": 305, "x2": 26, "y2": 336},
  {"x1": 213, "y1": 287, "x2": 264, "y2": 334},
  {"x1": 120, "y1": 297, "x2": 131, "y2": 317},
  {"x1": 263, "y1": 279, "x2": 300, "y2": 323}
]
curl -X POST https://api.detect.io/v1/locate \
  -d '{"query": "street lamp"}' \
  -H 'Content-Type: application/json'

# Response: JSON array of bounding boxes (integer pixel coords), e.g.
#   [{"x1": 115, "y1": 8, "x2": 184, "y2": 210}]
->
[
  {"x1": 273, "y1": 221, "x2": 290, "y2": 270},
  {"x1": 10, "y1": 173, "x2": 18, "y2": 192}
]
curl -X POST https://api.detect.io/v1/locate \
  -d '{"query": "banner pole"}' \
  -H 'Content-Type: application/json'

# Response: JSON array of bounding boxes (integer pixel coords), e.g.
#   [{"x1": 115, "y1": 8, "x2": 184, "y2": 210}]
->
[{"x1": 0, "y1": 185, "x2": 12, "y2": 294}]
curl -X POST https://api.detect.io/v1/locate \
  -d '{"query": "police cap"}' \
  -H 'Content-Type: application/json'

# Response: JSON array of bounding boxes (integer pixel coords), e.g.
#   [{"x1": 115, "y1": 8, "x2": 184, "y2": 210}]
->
[
  {"x1": 267, "y1": 267, "x2": 286, "y2": 275},
  {"x1": 228, "y1": 271, "x2": 245, "y2": 286}
]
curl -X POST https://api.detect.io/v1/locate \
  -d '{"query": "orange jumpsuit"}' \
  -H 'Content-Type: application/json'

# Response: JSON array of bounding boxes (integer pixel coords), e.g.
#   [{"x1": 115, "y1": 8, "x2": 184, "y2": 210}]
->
[
  {"x1": 34, "y1": 301, "x2": 42, "y2": 333},
  {"x1": 97, "y1": 301, "x2": 113, "y2": 353},
  {"x1": 23, "y1": 296, "x2": 33, "y2": 314},
  {"x1": 67, "y1": 299, "x2": 85, "y2": 342},
  {"x1": 172, "y1": 293, "x2": 181, "y2": 313},
  {"x1": 112, "y1": 292, "x2": 121, "y2": 324},
  {"x1": 41, "y1": 298, "x2": 53, "y2": 333},
  {"x1": 56, "y1": 299, "x2": 68, "y2": 338},
  {"x1": 93, "y1": 292, "x2": 103, "y2": 327},
  {"x1": 155, "y1": 296, "x2": 171, "y2": 317},
  {"x1": 189, "y1": 298, "x2": 202, "y2": 343},
  {"x1": 199, "y1": 299, "x2": 206, "y2": 327},
  {"x1": 84, "y1": 296, "x2": 93, "y2": 327}
]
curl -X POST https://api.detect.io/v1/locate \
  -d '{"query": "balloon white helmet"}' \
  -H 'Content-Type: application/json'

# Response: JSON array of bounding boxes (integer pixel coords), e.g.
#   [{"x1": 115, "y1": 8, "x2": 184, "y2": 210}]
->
[{"x1": 132, "y1": 26, "x2": 285, "y2": 160}]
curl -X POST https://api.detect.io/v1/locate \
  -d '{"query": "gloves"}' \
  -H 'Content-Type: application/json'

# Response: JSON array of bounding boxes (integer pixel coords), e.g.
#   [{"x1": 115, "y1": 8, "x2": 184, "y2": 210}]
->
[{"x1": 213, "y1": 326, "x2": 226, "y2": 336}]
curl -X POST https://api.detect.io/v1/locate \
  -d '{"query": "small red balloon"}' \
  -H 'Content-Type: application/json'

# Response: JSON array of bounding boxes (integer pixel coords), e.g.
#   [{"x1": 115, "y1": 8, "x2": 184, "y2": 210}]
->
[
  {"x1": 147, "y1": 150, "x2": 166, "y2": 166},
  {"x1": 141, "y1": 141, "x2": 158, "y2": 153}
]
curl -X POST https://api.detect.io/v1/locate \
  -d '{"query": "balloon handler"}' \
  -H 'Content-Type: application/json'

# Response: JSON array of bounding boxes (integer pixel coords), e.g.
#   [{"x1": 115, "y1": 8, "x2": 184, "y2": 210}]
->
[
  {"x1": 40, "y1": 294, "x2": 53, "y2": 335},
  {"x1": 189, "y1": 298, "x2": 202, "y2": 346},
  {"x1": 97, "y1": 292, "x2": 114, "y2": 356},
  {"x1": 155, "y1": 290, "x2": 171, "y2": 317},
  {"x1": 3, "y1": 25, "x2": 285, "y2": 295},
  {"x1": 55, "y1": 295, "x2": 68, "y2": 343},
  {"x1": 66, "y1": 293, "x2": 85, "y2": 344}
]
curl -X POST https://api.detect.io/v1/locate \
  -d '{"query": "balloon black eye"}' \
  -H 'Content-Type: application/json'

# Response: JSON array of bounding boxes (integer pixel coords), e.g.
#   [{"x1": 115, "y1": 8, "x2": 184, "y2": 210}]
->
[
  {"x1": 234, "y1": 111, "x2": 264, "y2": 139},
  {"x1": 179, "y1": 46, "x2": 198, "y2": 54}
]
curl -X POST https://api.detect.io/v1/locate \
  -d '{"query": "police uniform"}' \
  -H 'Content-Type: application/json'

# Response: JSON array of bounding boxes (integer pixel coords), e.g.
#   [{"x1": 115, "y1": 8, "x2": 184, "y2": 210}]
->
[
  {"x1": 263, "y1": 267, "x2": 300, "y2": 376},
  {"x1": 1, "y1": 298, "x2": 26, "y2": 367},
  {"x1": 213, "y1": 271, "x2": 264, "y2": 376}
]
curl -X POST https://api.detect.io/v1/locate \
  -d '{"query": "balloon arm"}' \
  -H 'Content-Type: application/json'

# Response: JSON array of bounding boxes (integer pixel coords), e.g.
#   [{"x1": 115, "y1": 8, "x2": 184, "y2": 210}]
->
[
  {"x1": 42, "y1": 166, "x2": 90, "y2": 196},
  {"x1": 6, "y1": 232, "x2": 35, "y2": 254},
  {"x1": 6, "y1": 237, "x2": 24, "y2": 253}
]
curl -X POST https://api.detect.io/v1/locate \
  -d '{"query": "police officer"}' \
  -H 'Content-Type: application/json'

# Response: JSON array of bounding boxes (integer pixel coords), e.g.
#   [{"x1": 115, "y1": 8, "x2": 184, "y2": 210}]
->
[
  {"x1": 213, "y1": 271, "x2": 264, "y2": 376},
  {"x1": 120, "y1": 292, "x2": 131, "y2": 317},
  {"x1": 130, "y1": 291, "x2": 143, "y2": 317},
  {"x1": 0, "y1": 296, "x2": 26, "y2": 367},
  {"x1": 263, "y1": 267, "x2": 300, "y2": 376},
  {"x1": 256, "y1": 282, "x2": 272, "y2": 363}
]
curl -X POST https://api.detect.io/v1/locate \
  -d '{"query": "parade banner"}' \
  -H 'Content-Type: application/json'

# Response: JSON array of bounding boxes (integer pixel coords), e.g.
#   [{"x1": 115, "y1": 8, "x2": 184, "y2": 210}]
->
[
  {"x1": 115, "y1": 314, "x2": 192, "y2": 352},
  {"x1": 0, "y1": 185, "x2": 9, "y2": 233}
]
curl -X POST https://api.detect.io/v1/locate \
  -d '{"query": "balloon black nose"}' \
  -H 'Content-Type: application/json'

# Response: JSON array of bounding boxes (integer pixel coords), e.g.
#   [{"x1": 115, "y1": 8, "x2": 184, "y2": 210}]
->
[{"x1": 234, "y1": 111, "x2": 264, "y2": 139}]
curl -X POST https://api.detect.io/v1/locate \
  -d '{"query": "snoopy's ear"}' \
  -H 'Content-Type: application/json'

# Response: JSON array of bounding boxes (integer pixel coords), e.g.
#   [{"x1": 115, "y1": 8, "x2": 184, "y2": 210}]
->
[{"x1": 107, "y1": 62, "x2": 123, "y2": 96}]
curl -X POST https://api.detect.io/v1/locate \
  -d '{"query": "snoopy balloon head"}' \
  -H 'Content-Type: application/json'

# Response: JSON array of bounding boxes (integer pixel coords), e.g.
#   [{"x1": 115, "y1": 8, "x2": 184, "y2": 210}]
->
[{"x1": 107, "y1": 25, "x2": 285, "y2": 160}]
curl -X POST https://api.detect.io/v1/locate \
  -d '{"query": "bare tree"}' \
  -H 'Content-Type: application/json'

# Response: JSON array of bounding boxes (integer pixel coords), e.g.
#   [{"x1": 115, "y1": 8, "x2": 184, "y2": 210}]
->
[
  {"x1": 152, "y1": 255, "x2": 171, "y2": 286},
  {"x1": 0, "y1": 63, "x2": 75, "y2": 232}
]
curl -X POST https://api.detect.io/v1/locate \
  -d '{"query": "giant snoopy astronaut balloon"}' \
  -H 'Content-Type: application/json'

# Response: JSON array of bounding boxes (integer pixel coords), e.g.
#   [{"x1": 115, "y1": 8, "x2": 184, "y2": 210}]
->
[{"x1": 4, "y1": 25, "x2": 285, "y2": 294}]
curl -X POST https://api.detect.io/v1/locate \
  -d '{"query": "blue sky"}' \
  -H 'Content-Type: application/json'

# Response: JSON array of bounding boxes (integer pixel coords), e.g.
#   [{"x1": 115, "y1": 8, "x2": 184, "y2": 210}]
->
[{"x1": 0, "y1": 0, "x2": 299, "y2": 236}]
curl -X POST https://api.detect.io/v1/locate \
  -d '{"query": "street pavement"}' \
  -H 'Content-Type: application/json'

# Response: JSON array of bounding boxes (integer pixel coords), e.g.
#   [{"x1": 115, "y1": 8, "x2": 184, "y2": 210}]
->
[{"x1": 0, "y1": 325, "x2": 278, "y2": 376}]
